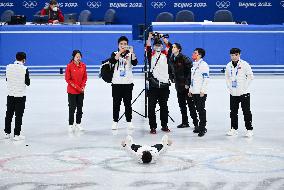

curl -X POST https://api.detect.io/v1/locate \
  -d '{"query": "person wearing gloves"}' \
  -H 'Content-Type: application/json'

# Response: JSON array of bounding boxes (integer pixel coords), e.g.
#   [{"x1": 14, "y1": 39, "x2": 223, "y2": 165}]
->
[
  {"x1": 109, "y1": 36, "x2": 138, "y2": 130},
  {"x1": 65, "y1": 50, "x2": 87, "y2": 132},
  {"x1": 188, "y1": 48, "x2": 209, "y2": 137},
  {"x1": 4, "y1": 52, "x2": 30, "y2": 141},
  {"x1": 121, "y1": 135, "x2": 172, "y2": 164},
  {"x1": 40, "y1": 0, "x2": 64, "y2": 24},
  {"x1": 146, "y1": 33, "x2": 171, "y2": 134},
  {"x1": 225, "y1": 48, "x2": 254, "y2": 137},
  {"x1": 168, "y1": 42, "x2": 199, "y2": 129}
]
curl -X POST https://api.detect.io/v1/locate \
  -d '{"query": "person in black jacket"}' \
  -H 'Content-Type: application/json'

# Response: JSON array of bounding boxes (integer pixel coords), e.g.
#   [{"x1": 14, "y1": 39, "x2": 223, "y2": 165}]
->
[{"x1": 168, "y1": 43, "x2": 199, "y2": 129}]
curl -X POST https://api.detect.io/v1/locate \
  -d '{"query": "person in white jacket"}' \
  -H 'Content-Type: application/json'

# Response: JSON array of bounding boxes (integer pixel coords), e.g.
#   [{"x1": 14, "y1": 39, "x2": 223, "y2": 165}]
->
[
  {"x1": 121, "y1": 135, "x2": 172, "y2": 164},
  {"x1": 188, "y1": 48, "x2": 209, "y2": 137},
  {"x1": 4, "y1": 52, "x2": 30, "y2": 141},
  {"x1": 225, "y1": 48, "x2": 254, "y2": 137}
]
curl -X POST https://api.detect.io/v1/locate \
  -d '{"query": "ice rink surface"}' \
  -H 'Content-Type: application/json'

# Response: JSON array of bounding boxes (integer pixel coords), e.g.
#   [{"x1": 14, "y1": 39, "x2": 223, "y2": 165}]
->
[{"x1": 0, "y1": 76, "x2": 283, "y2": 190}]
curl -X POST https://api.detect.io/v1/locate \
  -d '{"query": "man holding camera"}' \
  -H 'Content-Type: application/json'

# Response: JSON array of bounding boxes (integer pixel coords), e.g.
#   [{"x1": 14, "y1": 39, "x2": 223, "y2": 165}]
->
[
  {"x1": 41, "y1": 0, "x2": 64, "y2": 24},
  {"x1": 109, "y1": 36, "x2": 138, "y2": 130},
  {"x1": 146, "y1": 32, "x2": 171, "y2": 134},
  {"x1": 168, "y1": 42, "x2": 199, "y2": 129}
]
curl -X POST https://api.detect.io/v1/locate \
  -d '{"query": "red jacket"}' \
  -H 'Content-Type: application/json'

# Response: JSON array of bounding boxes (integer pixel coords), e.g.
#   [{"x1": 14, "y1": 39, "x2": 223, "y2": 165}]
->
[
  {"x1": 65, "y1": 61, "x2": 87, "y2": 94},
  {"x1": 40, "y1": 8, "x2": 64, "y2": 23}
]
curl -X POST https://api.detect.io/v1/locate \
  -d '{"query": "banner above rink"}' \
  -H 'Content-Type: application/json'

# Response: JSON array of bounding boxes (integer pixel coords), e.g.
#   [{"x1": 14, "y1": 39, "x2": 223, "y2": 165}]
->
[{"x1": 0, "y1": 0, "x2": 283, "y2": 24}]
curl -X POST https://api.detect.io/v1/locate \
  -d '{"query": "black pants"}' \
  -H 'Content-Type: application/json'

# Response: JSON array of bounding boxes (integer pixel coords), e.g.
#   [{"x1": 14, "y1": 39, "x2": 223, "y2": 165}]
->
[
  {"x1": 5, "y1": 96, "x2": 26, "y2": 136},
  {"x1": 68, "y1": 93, "x2": 84, "y2": 125},
  {"x1": 112, "y1": 84, "x2": 133, "y2": 122},
  {"x1": 230, "y1": 93, "x2": 253, "y2": 130},
  {"x1": 148, "y1": 87, "x2": 170, "y2": 129},
  {"x1": 131, "y1": 144, "x2": 164, "y2": 152},
  {"x1": 177, "y1": 89, "x2": 199, "y2": 126},
  {"x1": 192, "y1": 94, "x2": 207, "y2": 131}
]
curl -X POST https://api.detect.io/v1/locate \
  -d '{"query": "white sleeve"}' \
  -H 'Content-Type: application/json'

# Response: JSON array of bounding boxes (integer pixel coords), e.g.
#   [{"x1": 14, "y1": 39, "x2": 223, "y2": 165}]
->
[
  {"x1": 225, "y1": 64, "x2": 232, "y2": 93},
  {"x1": 244, "y1": 62, "x2": 254, "y2": 91},
  {"x1": 200, "y1": 62, "x2": 210, "y2": 93}
]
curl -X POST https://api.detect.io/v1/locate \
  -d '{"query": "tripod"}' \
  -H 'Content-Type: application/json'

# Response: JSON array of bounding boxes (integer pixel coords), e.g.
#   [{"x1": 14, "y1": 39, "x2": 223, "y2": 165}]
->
[{"x1": 118, "y1": 1, "x2": 174, "y2": 123}]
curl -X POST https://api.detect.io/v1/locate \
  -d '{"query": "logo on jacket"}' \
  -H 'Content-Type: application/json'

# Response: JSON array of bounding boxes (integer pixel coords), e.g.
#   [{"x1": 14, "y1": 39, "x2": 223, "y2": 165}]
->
[
  {"x1": 151, "y1": 1, "x2": 166, "y2": 9},
  {"x1": 87, "y1": 1, "x2": 102, "y2": 8},
  {"x1": 216, "y1": 1, "x2": 230, "y2": 9},
  {"x1": 281, "y1": 1, "x2": 284, "y2": 7},
  {"x1": 22, "y1": 1, "x2": 38, "y2": 9}
]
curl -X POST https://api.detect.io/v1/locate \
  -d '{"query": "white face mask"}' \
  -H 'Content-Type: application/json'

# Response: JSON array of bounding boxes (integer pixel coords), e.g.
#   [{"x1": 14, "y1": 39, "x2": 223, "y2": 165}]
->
[
  {"x1": 154, "y1": 46, "x2": 162, "y2": 52},
  {"x1": 52, "y1": 7, "x2": 58, "y2": 11}
]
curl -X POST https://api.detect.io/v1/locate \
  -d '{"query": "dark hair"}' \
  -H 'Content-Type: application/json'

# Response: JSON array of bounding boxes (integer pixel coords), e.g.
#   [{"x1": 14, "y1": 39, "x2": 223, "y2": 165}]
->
[
  {"x1": 49, "y1": 0, "x2": 57, "y2": 5},
  {"x1": 118, "y1": 36, "x2": 129, "y2": 44},
  {"x1": 153, "y1": 39, "x2": 162, "y2": 46},
  {"x1": 194, "y1": 48, "x2": 205, "y2": 58},
  {"x1": 230, "y1": 48, "x2": 241, "y2": 54},
  {"x1": 72, "y1": 50, "x2": 82, "y2": 60},
  {"x1": 16, "y1": 52, "x2": 26, "y2": 61},
  {"x1": 173, "y1": 43, "x2": 182, "y2": 52},
  {"x1": 141, "y1": 151, "x2": 152, "y2": 164}
]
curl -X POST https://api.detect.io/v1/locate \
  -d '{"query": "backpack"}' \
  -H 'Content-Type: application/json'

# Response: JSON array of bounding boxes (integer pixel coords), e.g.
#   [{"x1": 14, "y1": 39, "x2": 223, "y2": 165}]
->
[{"x1": 99, "y1": 59, "x2": 114, "y2": 83}]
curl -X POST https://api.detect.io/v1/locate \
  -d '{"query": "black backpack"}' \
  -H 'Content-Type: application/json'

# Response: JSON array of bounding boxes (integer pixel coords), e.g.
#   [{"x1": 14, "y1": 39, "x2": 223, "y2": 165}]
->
[{"x1": 99, "y1": 59, "x2": 114, "y2": 83}]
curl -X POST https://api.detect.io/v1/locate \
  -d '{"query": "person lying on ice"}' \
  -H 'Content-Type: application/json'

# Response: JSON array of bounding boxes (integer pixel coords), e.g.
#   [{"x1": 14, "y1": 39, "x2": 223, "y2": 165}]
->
[{"x1": 121, "y1": 135, "x2": 172, "y2": 164}]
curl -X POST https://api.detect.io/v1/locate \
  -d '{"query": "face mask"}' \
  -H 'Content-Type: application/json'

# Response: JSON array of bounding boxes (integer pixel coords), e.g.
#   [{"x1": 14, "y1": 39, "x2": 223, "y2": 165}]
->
[
  {"x1": 154, "y1": 46, "x2": 162, "y2": 52},
  {"x1": 52, "y1": 7, "x2": 58, "y2": 11}
]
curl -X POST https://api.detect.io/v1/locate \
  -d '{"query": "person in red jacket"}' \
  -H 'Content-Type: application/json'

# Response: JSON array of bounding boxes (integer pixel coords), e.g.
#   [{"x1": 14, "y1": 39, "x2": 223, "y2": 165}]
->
[
  {"x1": 40, "y1": 0, "x2": 64, "y2": 24},
  {"x1": 65, "y1": 50, "x2": 87, "y2": 132}
]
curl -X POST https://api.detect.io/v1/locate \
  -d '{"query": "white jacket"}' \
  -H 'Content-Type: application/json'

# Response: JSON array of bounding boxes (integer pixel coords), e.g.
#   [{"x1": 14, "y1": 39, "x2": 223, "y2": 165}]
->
[
  {"x1": 124, "y1": 144, "x2": 168, "y2": 164},
  {"x1": 6, "y1": 61, "x2": 28, "y2": 97},
  {"x1": 150, "y1": 52, "x2": 169, "y2": 83},
  {"x1": 225, "y1": 59, "x2": 254, "y2": 96},
  {"x1": 112, "y1": 51, "x2": 135, "y2": 84},
  {"x1": 189, "y1": 59, "x2": 209, "y2": 94}
]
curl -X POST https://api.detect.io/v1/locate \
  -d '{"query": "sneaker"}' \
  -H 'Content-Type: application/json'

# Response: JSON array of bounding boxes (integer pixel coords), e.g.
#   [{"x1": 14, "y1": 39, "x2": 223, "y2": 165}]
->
[
  {"x1": 227, "y1": 128, "x2": 238, "y2": 136},
  {"x1": 177, "y1": 123, "x2": 190, "y2": 128},
  {"x1": 150, "y1": 128, "x2": 156, "y2": 134},
  {"x1": 76, "y1": 124, "x2": 84, "y2": 131},
  {"x1": 245, "y1": 130, "x2": 253, "y2": 137},
  {"x1": 112, "y1": 122, "x2": 118, "y2": 130},
  {"x1": 162, "y1": 135, "x2": 169, "y2": 145},
  {"x1": 125, "y1": 135, "x2": 133, "y2": 146},
  {"x1": 198, "y1": 131, "x2": 206, "y2": 137},
  {"x1": 4, "y1": 133, "x2": 11, "y2": 139},
  {"x1": 68, "y1": 125, "x2": 75, "y2": 133},
  {"x1": 127, "y1": 122, "x2": 134, "y2": 130},
  {"x1": 193, "y1": 126, "x2": 200, "y2": 133},
  {"x1": 161, "y1": 127, "x2": 171, "y2": 133},
  {"x1": 13, "y1": 135, "x2": 25, "y2": 141}
]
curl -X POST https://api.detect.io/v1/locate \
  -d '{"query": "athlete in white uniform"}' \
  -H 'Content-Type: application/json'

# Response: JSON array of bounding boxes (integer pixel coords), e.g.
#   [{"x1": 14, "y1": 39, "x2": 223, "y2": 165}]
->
[{"x1": 121, "y1": 135, "x2": 172, "y2": 164}]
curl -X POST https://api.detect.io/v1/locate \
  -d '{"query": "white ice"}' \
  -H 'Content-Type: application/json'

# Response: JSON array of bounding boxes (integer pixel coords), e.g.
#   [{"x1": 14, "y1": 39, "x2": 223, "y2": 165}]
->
[{"x1": 0, "y1": 75, "x2": 283, "y2": 190}]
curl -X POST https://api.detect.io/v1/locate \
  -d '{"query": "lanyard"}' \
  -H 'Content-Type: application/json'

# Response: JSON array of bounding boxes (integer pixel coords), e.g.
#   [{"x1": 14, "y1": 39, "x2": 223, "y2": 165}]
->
[
  {"x1": 230, "y1": 63, "x2": 240, "y2": 78},
  {"x1": 192, "y1": 59, "x2": 202, "y2": 77}
]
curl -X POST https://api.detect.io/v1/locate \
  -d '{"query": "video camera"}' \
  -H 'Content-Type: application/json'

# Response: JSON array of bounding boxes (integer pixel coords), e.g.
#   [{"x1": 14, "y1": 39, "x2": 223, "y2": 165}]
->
[{"x1": 152, "y1": 32, "x2": 169, "y2": 40}]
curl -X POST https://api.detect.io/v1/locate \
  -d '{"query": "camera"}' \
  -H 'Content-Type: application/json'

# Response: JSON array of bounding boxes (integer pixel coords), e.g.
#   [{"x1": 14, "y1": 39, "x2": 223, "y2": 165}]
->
[
  {"x1": 152, "y1": 32, "x2": 169, "y2": 39},
  {"x1": 124, "y1": 46, "x2": 133, "y2": 50}
]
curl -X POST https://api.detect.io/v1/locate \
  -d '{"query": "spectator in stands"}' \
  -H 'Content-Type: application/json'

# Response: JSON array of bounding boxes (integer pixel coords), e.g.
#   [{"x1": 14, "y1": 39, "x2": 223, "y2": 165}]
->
[
  {"x1": 109, "y1": 36, "x2": 138, "y2": 130},
  {"x1": 41, "y1": 0, "x2": 64, "y2": 24},
  {"x1": 4, "y1": 52, "x2": 30, "y2": 141},
  {"x1": 65, "y1": 50, "x2": 87, "y2": 132}
]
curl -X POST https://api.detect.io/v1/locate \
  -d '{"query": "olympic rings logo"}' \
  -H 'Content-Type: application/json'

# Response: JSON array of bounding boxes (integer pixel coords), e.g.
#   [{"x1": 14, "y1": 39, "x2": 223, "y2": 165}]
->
[
  {"x1": 87, "y1": 1, "x2": 102, "y2": 9},
  {"x1": 22, "y1": 1, "x2": 38, "y2": 9},
  {"x1": 216, "y1": 1, "x2": 230, "y2": 9},
  {"x1": 151, "y1": 1, "x2": 166, "y2": 9}
]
